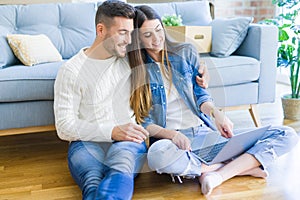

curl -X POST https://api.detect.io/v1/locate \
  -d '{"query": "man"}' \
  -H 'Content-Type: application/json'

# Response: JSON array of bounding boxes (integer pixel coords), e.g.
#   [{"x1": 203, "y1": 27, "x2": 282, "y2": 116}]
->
[{"x1": 54, "y1": 1, "x2": 149, "y2": 199}]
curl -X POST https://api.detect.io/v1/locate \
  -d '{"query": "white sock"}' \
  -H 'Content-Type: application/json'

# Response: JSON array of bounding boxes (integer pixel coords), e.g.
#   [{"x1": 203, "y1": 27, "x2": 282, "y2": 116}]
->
[{"x1": 200, "y1": 172, "x2": 223, "y2": 195}]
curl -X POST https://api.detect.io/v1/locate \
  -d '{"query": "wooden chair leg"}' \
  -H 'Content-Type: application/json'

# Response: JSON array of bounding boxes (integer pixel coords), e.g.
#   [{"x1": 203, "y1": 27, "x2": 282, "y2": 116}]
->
[
  {"x1": 221, "y1": 104, "x2": 262, "y2": 127},
  {"x1": 249, "y1": 104, "x2": 261, "y2": 127}
]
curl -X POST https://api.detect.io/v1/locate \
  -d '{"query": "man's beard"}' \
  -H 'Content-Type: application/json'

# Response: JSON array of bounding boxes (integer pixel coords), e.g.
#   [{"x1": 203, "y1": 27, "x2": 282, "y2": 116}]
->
[{"x1": 102, "y1": 35, "x2": 126, "y2": 58}]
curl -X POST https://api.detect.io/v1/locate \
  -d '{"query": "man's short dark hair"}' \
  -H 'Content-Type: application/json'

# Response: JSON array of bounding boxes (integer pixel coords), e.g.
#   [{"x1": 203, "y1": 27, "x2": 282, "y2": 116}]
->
[{"x1": 95, "y1": 0, "x2": 135, "y2": 28}]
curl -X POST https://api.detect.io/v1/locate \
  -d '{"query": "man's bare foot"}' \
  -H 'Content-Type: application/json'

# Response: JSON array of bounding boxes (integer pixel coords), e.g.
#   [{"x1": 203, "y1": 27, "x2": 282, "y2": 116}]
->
[{"x1": 239, "y1": 167, "x2": 269, "y2": 178}]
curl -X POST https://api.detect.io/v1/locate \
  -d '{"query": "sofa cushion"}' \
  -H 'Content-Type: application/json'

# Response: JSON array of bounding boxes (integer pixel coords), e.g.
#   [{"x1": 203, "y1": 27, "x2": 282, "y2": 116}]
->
[
  {"x1": 0, "y1": 61, "x2": 65, "y2": 102},
  {"x1": 200, "y1": 55, "x2": 260, "y2": 87},
  {"x1": 209, "y1": 17, "x2": 253, "y2": 57},
  {"x1": 7, "y1": 34, "x2": 62, "y2": 66},
  {"x1": 130, "y1": 1, "x2": 212, "y2": 26},
  {"x1": 0, "y1": 2, "x2": 96, "y2": 69},
  {"x1": 0, "y1": 101, "x2": 55, "y2": 130},
  {"x1": 173, "y1": 1, "x2": 212, "y2": 25},
  {"x1": 208, "y1": 82, "x2": 258, "y2": 107}
]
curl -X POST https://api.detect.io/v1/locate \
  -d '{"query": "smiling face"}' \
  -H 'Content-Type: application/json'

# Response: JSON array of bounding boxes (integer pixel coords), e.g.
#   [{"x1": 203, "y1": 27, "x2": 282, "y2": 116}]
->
[
  {"x1": 139, "y1": 19, "x2": 165, "y2": 56},
  {"x1": 102, "y1": 16, "x2": 134, "y2": 58}
]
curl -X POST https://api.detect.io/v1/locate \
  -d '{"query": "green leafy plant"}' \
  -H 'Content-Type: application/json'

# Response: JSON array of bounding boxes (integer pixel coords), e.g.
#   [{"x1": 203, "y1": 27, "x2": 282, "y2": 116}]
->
[
  {"x1": 161, "y1": 14, "x2": 183, "y2": 26},
  {"x1": 261, "y1": 0, "x2": 300, "y2": 98}
]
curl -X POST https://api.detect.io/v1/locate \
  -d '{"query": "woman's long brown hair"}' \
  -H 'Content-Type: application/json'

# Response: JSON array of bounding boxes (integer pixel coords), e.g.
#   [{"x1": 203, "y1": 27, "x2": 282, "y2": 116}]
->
[
  {"x1": 127, "y1": 28, "x2": 151, "y2": 124},
  {"x1": 127, "y1": 5, "x2": 176, "y2": 124}
]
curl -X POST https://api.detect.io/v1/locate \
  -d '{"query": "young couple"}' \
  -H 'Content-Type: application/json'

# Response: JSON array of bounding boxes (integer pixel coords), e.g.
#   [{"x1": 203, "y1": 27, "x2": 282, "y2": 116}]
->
[{"x1": 54, "y1": 1, "x2": 299, "y2": 199}]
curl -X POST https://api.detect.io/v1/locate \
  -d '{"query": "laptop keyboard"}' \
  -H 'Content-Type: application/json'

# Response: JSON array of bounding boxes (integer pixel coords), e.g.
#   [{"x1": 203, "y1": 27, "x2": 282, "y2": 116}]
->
[{"x1": 193, "y1": 141, "x2": 228, "y2": 162}]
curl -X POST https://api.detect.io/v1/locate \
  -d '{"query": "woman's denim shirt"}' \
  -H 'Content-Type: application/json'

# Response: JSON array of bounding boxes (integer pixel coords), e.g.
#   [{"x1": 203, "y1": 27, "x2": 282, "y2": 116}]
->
[{"x1": 142, "y1": 43, "x2": 215, "y2": 131}]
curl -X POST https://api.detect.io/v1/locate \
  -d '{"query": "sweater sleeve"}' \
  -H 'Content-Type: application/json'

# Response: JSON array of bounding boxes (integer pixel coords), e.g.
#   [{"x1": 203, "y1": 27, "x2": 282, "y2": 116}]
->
[{"x1": 54, "y1": 67, "x2": 114, "y2": 142}]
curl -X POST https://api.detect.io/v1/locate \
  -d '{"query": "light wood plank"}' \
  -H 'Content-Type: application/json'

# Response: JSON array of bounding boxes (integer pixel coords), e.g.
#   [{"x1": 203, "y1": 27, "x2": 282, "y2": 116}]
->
[
  {"x1": 0, "y1": 130, "x2": 299, "y2": 199},
  {"x1": 31, "y1": 186, "x2": 81, "y2": 200},
  {"x1": 0, "y1": 185, "x2": 42, "y2": 195},
  {"x1": 0, "y1": 125, "x2": 56, "y2": 136}
]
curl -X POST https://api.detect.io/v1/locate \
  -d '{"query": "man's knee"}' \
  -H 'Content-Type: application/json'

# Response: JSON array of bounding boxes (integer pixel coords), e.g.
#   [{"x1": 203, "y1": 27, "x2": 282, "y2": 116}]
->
[{"x1": 105, "y1": 141, "x2": 147, "y2": 173}]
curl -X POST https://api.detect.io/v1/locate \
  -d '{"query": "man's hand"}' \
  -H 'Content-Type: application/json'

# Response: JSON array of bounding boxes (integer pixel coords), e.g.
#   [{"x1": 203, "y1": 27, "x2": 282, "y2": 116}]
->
[
  {"x1": 172, "y1": 131, "x2": 191, "y2": 151},
  {"x1": 196, "y1": 61, "x2": 210, "y2": 89},
  {"x1": 112, "y1": 123, "x2": 149, "y2": 143}
]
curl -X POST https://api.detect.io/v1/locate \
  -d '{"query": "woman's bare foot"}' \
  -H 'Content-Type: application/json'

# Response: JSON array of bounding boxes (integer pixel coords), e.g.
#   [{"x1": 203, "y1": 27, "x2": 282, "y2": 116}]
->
[
  {"x1": 199, "y1": 172, "x2": 223, "y2": 195},
  {"x1": 239, "y1": 167, "x2": 269, "y2": 178}
]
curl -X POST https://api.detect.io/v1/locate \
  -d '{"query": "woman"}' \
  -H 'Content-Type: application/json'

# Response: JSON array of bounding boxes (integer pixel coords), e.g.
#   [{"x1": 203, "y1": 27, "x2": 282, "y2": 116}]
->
[{"x1": 127, "y1": 5, "x2": 299, "y2": 196}]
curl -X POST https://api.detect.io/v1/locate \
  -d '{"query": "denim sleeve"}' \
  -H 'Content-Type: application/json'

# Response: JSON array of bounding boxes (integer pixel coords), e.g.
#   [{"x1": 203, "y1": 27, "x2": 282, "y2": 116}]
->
[
  {"x1": 194, "y1": 85, "x2": 213, "y2": 108},
  {"x1": 141, "y1": 111, "x2": 155, "y2": 129}
]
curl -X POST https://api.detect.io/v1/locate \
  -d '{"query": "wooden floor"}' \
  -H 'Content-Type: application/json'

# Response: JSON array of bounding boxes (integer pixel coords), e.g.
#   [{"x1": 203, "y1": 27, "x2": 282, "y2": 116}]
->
[{"x1": 0, "y1": 83, "x2": 299, "y2": 200}]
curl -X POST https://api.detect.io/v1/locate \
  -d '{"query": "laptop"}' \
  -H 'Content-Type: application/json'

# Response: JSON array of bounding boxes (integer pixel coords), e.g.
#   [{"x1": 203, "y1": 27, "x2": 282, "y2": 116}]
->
[{"x1": 191, "y1": 125, "x2": 271, "y2": 165}]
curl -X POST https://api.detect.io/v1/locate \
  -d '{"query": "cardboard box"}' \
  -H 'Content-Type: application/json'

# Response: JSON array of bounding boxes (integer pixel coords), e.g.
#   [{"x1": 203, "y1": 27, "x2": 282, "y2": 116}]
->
[{"x1": 165, "y1": 26, "x2": 212, "y2": 53}]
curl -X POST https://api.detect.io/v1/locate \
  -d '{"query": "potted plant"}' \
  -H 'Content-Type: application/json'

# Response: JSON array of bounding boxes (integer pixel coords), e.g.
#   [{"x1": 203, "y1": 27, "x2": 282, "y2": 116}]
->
[
  {"x1": 262, "y1": 0, "x2": 300, "y2": 120},
  {"x1": 161, "y1": 14, "x2": 183, "y2": 26}
]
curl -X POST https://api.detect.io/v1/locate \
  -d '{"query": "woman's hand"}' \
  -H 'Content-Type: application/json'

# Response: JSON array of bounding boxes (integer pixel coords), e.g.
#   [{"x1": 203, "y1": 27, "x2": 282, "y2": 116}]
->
[
  {"x1": 146, "y1": 125, "x2": 191, "y2": 150},
  {"x1": 196, "y1": 61, "x2": 210, "y2": 89},
  {"x1": 213, "y1": 109, "x2": 234, "y2": 138},
  {"x1": 172, "y1": 131, "x2": 191, "y2": 151}
]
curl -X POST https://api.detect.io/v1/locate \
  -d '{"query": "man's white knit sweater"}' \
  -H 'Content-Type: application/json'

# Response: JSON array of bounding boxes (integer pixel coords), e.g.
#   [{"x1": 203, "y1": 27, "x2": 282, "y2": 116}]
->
[{"x1": 54, "y1": 49, "x2": 135, "y2": 142}]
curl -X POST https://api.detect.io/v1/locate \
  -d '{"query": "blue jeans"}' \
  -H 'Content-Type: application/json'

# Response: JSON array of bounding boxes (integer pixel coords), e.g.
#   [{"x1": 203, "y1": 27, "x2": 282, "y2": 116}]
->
[
  {"x1": 147, "y1": 125, "x2": 299, "y2": 176},
  {"x1": 68, "y1": 141, "x2": 147, "y2": 200}
]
